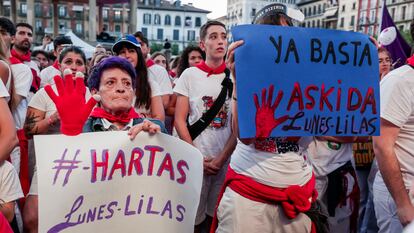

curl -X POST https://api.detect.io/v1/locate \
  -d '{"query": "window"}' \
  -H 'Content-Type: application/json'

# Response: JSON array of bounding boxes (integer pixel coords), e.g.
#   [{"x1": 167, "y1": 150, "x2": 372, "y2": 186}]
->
[
  {"x1": 142, "y1": 28, "x2": 148, "y2": 37},
  {"x1": 185, "y1": 16, "x2": 192, "y2": 27},
  {"x1": 59, "y1": 6, "x2": 66, "y2": 17},
  {"x1": 187, "y1": 30, "x2": 195, "y2": 41},
  {"x1": 175, "y1": 16, "x2": 181, "y2": 26},
  {"x1": 340, "y1": 17, "x2": 344, "y2": 27},
  {"x1": 318, "y1": 5, "x2": 321, "y2": 14},
  {"x1": 144, "y1": 13, "x2": 151, "y2": 24},
  {"x1": 173, "y1": 29, "x2": 179, "y2": 40},
  {"x1": 115, "y1": 25, "x2": 121, "y2": 32},
  {"x1": 312, "y1": 20, "x2": 315, "y2": 27},
  {"x1": 251, "y1": 8, "x2": 256, "y2": 17},
  {"x1": 399, "y1": 25, "x2": 404, "y2": 31},
  {"x1": 317, "y1": 20, "x2": 320, "y2": 27},
  {"x1": 303, "y1": 8, "x2": 307, "y2": 16},
  {"x1": 402, "y1": 6, "x2": 406, "y2": 20},
  {"x1": 20, "y1": 3, "x2": 27, "y2": 15},
  {"x1": 165, "y1": 15, "x2": 171, "y2": 25},
  {"x1": 342, "y1": 5, "x2": 345, "y2": 12},
  {"x1": 195, "y1": 17, "x2": 201, "y2": 27},
  {"x1": 352, "y1": 2, "x2": 356, "y2": 10},
  {"x1": 313, "y1": 6, "x2": 316, "y2": 15},
  {"x1": 103, "y1": 9, "x2": 109, "y2": 19},
  {"x1": 154, "y1": 14, "x2": 161, "y2": 25},
  {"x1": 35, "y1": 20, "x2": 42, "y2": 31},
  {"x1": 391, "y1": 8, "x2": 395, "y2": 19},
  {"x1": 76, "y1": 23, "x2": 82, "y2": 33},
  {"x1": 35, "y1": 4, "x2": 42, "y2": 17},
  {"x1": 157, "y1": 28, "x2": 163, "y2": 40},
  {"x1": 115, "y1": 11, "x2": 121, "y2": 20},
  {"x1": 350, "y1": 15, "x2": 355, "y2": 26}
]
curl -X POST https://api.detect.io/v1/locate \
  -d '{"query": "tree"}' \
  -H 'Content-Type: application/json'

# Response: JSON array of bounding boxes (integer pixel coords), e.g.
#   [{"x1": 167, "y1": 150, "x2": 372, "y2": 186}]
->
[
  {"x1": 150, "y1": 43, "x2": 163, "y2": 53},
  {"x1": 171, "y1": 44, "x2": 179, "y2": 55}
]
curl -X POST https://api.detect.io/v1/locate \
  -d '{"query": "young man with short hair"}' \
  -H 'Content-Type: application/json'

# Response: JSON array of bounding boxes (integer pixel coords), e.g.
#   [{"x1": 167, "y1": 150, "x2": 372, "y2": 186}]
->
[
  {"x1": 39, "y1": 35, "x2": 73, "y2": 87},
  {"x1": 174, "y1": 21, "x2": 236, "y2": 233},
  {"x1": 134, "y1": 31, "x2": 173, "y2": 108}
]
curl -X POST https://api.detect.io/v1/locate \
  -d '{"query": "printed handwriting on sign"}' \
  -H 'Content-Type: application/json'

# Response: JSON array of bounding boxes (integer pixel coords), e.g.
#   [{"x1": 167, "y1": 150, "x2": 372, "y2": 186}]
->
[{"x1": 52, "y1": 149, "x2": 81, "y2": 187}]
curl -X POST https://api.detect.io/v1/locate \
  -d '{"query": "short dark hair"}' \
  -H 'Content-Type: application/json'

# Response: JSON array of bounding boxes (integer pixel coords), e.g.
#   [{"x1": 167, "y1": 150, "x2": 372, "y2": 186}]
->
[
  {"x1": 199, "y1": 20, "x2": 226, "y2": 41},
  {"x1": 133, "y1": 31, "x2": 149, "y2": 46},
  {"x1": 88, "y1": 56, "x2": 137, "y2": 91},
  {"x1": 32, "y1": 50, "x2": 50, "y2": 60},
  {"x1": 0, "y1": 17, "x2": 16, "y2": 35},
  {"x1": 15, "y1": 22, "x2": 33, "y2": 32},
  {"x1": 59, "y1": 46, "x2": 86, "y2": 65},
  {"x1": 53, "y1": 36, "x2": 73, "y2": 51}
]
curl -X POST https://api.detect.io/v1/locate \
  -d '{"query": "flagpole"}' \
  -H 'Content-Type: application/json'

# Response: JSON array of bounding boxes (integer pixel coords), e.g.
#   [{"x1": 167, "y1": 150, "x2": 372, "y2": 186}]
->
[{"x1": 377, "y1": 0, "x2": 385, "y2": 38}]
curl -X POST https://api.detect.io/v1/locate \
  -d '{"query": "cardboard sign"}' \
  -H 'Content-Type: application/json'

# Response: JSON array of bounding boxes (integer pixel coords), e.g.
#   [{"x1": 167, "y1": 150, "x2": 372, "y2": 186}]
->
[
  {"x1": 34, "y1": 131, "x2": 203, "y2": 233},
  {"x1": 232, "y1": 25, "x2": 380, "y2": 138}
]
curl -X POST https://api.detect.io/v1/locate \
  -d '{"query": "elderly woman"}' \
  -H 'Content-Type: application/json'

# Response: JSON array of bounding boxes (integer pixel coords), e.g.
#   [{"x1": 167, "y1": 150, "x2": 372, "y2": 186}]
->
[{"x1": 23, "y1": 56, "x2": 165, "y2": 233}]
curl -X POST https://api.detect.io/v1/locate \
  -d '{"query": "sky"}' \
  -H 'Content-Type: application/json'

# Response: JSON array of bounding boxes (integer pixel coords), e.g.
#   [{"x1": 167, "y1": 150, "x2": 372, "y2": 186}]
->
[{"x1": 181, "y1": 0, "x2": 228, "y2": 19}]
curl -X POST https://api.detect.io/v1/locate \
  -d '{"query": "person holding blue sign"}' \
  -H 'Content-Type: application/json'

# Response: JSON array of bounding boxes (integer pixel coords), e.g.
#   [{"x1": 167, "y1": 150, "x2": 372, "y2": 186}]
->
[
  {"x1": 174, "y1": 20, "x2": 236, "y2": 233},
  {"x1": 211, "y1": 3, "x2": 327, "y2": 233}
]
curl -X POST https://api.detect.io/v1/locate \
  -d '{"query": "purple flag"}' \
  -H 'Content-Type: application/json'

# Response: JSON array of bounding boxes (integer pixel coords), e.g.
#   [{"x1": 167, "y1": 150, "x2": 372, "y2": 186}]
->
[{"x1": 379, "y1": 3, "x2": 412, "y2": 68}]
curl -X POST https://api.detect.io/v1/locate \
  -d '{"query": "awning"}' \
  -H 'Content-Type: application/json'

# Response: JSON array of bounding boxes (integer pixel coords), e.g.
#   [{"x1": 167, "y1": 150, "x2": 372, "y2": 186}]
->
[{"x1": 323, "y1": 7, "x2": 338, "y2": 18}]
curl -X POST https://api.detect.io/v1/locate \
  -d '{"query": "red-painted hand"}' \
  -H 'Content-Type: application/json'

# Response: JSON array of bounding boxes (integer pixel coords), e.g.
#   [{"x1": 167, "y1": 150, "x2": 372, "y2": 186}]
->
[
  {"x1": 44, "y1": 70, "x2": 98, "y2": 136},
  {"x1": 254, "y1": 84, "x2": 288, "y2": 139}
]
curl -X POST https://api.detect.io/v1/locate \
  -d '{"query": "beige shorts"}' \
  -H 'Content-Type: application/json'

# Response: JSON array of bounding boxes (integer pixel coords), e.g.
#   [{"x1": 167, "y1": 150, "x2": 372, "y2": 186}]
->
[{"x1": 216, "y1": 187, "x2": 312, "y2": 233}]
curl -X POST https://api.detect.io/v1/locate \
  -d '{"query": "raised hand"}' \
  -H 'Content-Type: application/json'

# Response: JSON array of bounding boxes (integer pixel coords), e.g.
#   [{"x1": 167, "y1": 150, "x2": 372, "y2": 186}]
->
[
  {"x1": 254, "y1": 84, "x2": 288, "y2": 139},
  {"x1": 44, "y1": 69, "x2": 98, "y2": 136}
]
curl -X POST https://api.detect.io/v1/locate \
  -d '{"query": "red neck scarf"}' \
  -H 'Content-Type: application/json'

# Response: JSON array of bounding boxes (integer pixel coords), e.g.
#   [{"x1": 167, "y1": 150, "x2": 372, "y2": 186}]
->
[
  {"x1": 52, "y1": 60, "x2": 60, "y2": 70},
  {"x1": 90, "y1": 107, "x2": 140, "y2": 124},
  {"x1": 11, "y1": 49, "x2": 31, "y2": 63},
  {"x1": 146, "y1": 59, "x2": 155, "y2": 68},
  {"x1": 407, "y1": 55, "x2": 414, "y2": 67},
  {"x1": 196, "y1": 60, "x2": 226, "y2": 77},
  {"x1": 169, "y1": 70, "x2": 176, "y2": 78}
]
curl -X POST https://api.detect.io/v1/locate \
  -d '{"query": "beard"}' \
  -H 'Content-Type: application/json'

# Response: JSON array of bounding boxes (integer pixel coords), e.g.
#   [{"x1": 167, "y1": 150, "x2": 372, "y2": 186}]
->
[{"x1": 14, "y1": 41, "x2": 31, "y2": 52}]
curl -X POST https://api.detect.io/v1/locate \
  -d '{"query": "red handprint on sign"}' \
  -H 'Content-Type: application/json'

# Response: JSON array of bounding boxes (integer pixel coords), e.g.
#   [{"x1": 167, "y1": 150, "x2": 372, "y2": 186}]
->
[
  {"x1": 254, "y1": 84, "x2": 288, "y2": 139},
  {"x1": 45, "y1": 70, "x2": 98, "y2": 136}
]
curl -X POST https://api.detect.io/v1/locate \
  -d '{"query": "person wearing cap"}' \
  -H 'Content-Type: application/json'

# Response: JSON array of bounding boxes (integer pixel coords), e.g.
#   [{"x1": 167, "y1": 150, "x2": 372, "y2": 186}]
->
[
  {"x1": 211, "y1": 4, "x2": 328, "y2": 233},
  {"x1": 134, "y1": 31, "x2": 173, "y2": 109},
  {"x1": 112, "y1": 34, "x2": 165, "y2": 121},
  {"x1": 174, "y1": 20, "x2": 236, "y2": 233},
  {"x1": 39, "y1": 35, "x2": 73, "y2": 88}
]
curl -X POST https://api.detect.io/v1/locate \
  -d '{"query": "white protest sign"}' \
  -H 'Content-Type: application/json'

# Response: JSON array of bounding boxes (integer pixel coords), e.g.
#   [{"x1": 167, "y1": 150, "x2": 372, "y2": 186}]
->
[{"x1": 34, "y1": 131, "x2": 203, "y2": 233}]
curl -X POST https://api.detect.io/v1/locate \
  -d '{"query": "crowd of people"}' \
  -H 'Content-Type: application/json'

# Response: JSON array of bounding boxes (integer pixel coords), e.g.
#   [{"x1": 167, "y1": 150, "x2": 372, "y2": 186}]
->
[{"x1": 0, "y1": 2, "x2": 414, "y2": 233}]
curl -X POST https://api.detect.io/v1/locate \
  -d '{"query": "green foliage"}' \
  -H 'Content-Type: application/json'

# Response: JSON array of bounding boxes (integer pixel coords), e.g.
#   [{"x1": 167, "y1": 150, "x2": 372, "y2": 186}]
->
[
  {"x1": 171, "y1": 44, "x2": 179, "y2": 55},
  {"x1": 401, "y1": 30, "x2": 414, "y2": 47},
  {"x1": 150, "y1": 43, "x2": 163, "y2": 53}
]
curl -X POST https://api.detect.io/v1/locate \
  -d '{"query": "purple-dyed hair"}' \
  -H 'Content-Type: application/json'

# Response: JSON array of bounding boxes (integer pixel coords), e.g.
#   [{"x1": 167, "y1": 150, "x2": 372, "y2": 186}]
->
[{"x1": 88, "y1": 56, "x2": 137, "y2": 90}]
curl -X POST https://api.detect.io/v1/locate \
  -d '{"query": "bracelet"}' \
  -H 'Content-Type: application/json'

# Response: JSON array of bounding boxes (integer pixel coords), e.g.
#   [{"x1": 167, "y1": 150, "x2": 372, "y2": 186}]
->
[{"x1": 232, "y1": 96, "x2": 237, "y2": 101}]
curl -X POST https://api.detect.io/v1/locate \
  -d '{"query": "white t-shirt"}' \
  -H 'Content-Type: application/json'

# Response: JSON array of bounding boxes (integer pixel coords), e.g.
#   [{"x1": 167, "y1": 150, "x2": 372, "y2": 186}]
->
[
  {"x1": 148, "y1": 64, "x2": 173, "y2": 95},
  {"x1": 0, "y1": 161, "x2": 24, "y2": 203},
  {"x1": 0, "y1": 81, "x2": 9, "y2": 99},
  {"x1": 133, "y1": 79, "x2": 162, "y2": 117},
  {"x1": 10, "y1": 63, "x2": 33, "y2": 129},
  {"x1": 24, "y1": 60, "x2": 40, "y2": 77},
  {"x1": 306, "y1": 138, "x2": 353, "y2": 177},
  {"x1": 174, "y1": 66, "x2": 232, "y2": 158},
  {"x1": 380, "y1": 65, "x2": 414, "y2": 188},
  {"x1": 230, "y1": 139, "x2": 313, "y2": 188},
  {"x1": 40, "y1": 65, "x2": 60, "y2": 88}
]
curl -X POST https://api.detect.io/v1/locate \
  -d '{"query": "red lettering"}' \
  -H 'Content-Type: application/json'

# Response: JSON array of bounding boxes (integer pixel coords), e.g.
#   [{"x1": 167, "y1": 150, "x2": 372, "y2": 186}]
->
[
  {"x1": 347, "y1": 87, "x2": 362, "y2": 111},
  {"x1": 128, "y1": 147, "x2": 144, "y2": 176},
  {"x1": 144, "y1": 145, "x2": 164, "y2": 176},
  {"x1": 157, "y1": 153, "x2": 175, "y2": 181},
  {"x1": 108, "y1": 150, "x2": 126, "y2": 180},
  {"x1": 91, "y1": 149, "x2": 109, "y2": 183},
  {"x1": 176, "y1": 160, "x2": 188, "y2": 184},
  {"x1": 360, "y1": 87, "x2": 377, "y2": 114},
  {"x1": 304, "y1": 85, "x2": 318, "y2": 110},
  {"x1": 320, "y1": 84, "x2": 334, "y2": 111},
  {"x1": 287, "y1": 82, "x2": 304, "y2": 110}
]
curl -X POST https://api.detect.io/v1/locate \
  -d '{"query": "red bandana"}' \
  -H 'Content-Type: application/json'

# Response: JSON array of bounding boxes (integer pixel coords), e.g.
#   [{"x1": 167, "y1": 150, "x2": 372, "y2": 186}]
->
[
  {"x1": 169, "y1": 70, "x2": 176, "y2": 78},
  {"x1": 196, "y1": 60, "x2": 226, "y2": 77},
  {"x1": 11, "y1": 49, "x2": 31, "y2": 62},
  {"x1": 52, "y1": 60, "x2": 60, "y2": 70},
  {"x1": 408, "y1": 55, "x2": 414, "y2": 66},
  {"x1": 90, "y1": 107, "x2": 140, "y2": 124},
  {"x1": 146, "y1": 59, "x2": 155, "y2": 68}
]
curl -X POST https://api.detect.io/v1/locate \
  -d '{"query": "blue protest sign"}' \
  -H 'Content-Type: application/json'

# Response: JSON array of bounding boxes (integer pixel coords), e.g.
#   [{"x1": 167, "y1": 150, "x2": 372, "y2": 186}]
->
[{"x1": 232, "y1": 25, "x2": 380, "y2": 138}]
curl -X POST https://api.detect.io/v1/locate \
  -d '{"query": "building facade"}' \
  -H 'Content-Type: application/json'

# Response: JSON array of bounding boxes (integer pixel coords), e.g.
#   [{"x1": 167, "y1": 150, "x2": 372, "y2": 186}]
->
[
  {"x1": 336, "y1": 0, "x2": 359, "y2": 31},
  {"x1": 358, "y1": 0, "x2": 414, "y2": 36},
  {"x1": 226, "y1": 0, "x2": 298, "y2": 31},
  {"x1": 298, "y1": 0, "x2": 327, "y2": 28},
  {"x1": 136, "y1": 0, "x2": 210, "y2": 51}
]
